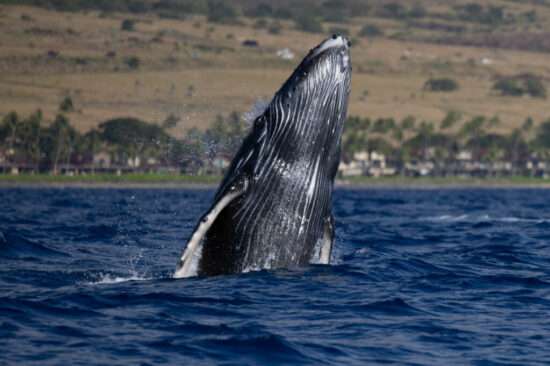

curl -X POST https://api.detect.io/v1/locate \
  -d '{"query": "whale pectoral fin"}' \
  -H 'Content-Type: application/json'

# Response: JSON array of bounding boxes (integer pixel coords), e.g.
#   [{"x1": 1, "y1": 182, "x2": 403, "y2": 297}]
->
[
  {"x1": 319, "y1": 215, "x2": 335, "y2": 264},
  {"x1": 174, "y1": 178, "x2": 249, "y2": 279}
]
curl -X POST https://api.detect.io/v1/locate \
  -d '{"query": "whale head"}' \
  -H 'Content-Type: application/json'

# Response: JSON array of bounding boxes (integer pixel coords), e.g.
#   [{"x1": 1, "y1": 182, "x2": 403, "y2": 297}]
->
[{"x1": 269, "y1": 34, "x2": 351, "y2": 136}]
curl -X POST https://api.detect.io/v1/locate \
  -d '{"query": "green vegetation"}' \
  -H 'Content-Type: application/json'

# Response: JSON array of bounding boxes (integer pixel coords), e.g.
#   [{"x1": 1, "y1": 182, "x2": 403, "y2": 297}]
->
[
  {"x1": 424, "y1": 78, "x2": 460, "y2": 92},
  {"x1": 206, "y1": 1, "x2": 239, "y2": 24},
  {"x1": 294, "y1": 14, "x2": 324, "y2": 34},
  {"x1": 493, "y1": 74, "x2": 547, "y2": 99},
  {"x1": 378, "y1": 3, "x2": 427, "y2": 19},
  {"x1": 3, "y1": 0, "x2": 550, "y2": 54},
  {"x1": 124, "y1": 56, "x2": 140, "y2": 70},
  {"x1": 3, "y1": 107, "x2": 550, "y2": 184},
  {"x1": 341, "y1": 175, "x2": 550, "y2": 187},
  {"x1": 342, "y1": 112, "x2": 550, "y2": 169},
  {"x1": 121, "y1": 19, "x2": 135, "y2": 32},
  {"x1": 5, "y1": 173, "x2": 550, "y2": 187},
  {"x1": 0, "y1": 109, "x2": 248, "y2": 175},
  {"x1": 358, "y1": 24, "x2": 384, "y2": 38},
  {"x1": 0, "y1": 172, "x2": 221, "y2": 185},
  {"x1": 454, "y1": 4, "x2": 507, "y2": 25},
  {"x1": 59, "y1": 96, "x2": 74, "y2": 113}
]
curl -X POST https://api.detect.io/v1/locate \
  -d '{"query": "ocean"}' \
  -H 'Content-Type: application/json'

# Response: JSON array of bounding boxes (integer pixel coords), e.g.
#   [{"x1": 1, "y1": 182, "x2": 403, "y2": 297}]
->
[{"x1": 1, "y1": 187, "x2": 549, "y2": 365}]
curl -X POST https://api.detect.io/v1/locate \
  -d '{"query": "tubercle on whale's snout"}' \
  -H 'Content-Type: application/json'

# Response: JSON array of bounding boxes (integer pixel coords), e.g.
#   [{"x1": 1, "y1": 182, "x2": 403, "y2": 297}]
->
[{"x1": 309, "y1": 34, "x2": 350, "y2": 58}]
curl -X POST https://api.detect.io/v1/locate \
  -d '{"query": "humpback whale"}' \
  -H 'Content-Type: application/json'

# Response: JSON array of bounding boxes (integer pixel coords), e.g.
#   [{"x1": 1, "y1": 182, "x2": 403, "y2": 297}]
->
[{"x1": 174, "y1": 35, "x2": 352, "y2": 278}]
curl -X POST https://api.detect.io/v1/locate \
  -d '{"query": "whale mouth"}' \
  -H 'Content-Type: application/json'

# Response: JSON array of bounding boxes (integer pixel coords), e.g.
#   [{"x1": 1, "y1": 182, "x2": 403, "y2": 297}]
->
[
  {"x1": 275, "y1": 34, "x2": 351, "y2": 102},
  {"x1": 305, "y1": 34, "x2": 351, "y2": 73},
  {"x1": 308, "y1": 34, "x2": 351, "y2": 58}
]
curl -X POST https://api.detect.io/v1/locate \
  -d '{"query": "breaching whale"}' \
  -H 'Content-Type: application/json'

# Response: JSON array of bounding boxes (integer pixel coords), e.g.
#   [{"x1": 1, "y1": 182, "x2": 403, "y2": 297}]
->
[{"x1": 174, "y1": 35, "x2": 352, "y2": 278}]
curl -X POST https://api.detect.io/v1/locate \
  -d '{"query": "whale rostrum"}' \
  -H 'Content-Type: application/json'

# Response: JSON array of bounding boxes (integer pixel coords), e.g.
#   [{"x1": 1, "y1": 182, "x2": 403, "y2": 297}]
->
[{"x1": 174, "y1": 35, "x2": 352, "y2": 278}]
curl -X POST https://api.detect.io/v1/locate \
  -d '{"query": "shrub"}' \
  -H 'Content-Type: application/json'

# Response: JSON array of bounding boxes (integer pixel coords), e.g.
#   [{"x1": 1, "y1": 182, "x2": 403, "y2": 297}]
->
[
  {"x1": 358, "y1": 24, "x2": 383, "y2": 37},
  {"x1": 493, "y1": 78, "x2": 523, "y2": 97},
  {"x1": 493, "y1": 74, "x2": 546, "y2": 98},
  {"x1": 246, "y1": 3, "x2": 273, "y2": 18},
  {"x1": 121, "y1": 19, "x2": 135, "y2": 32},
  {"x1": 409, "y1": 4, "x2": 427, "y2": 18},
  {"x1": 59, "y1": 96, "x2": 74, "y2": 112},
  {"x1": 381, "y1": 3, "x2": 407, "y2": 18},
  {"x1": 125, "y1": 56, "x2": 140, "y2": 69},
  {"x1": 268, "y1": 21, "x2": 282, "y2": 35},
  {"x1": 207, "y1": 0, "x2": 238, "y2": 24},
  {"x1": 424, "y1": 78, "x2": 459, "y2": 92},
  {"x1": 254, "y1": 18, "x2": 268, "y2": 29},
  {"x1": 525, "y1": 76, "x2": 547, "y2": 98},
  {"x1": 294, "y1": 14, "x2": 323, "y2": 33}
]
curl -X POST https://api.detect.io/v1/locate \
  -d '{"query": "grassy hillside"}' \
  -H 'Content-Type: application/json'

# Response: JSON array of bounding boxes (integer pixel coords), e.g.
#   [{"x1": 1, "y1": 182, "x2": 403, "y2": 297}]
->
[{"x1": 1, "y1": 2, "x2": 550, "y2": 137}]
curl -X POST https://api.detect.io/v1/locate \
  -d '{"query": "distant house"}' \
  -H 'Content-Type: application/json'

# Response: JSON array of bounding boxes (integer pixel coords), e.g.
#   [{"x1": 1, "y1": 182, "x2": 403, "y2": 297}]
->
[
  {"x1": 338, "y1": 161, "x2": 364, "y2": 177},
  {"x1": 527, "y1": 160, "x2": 546, "y2": 171},
  {"x1": 127, "y1": 156, "x2": 141, "y2": 168},
  {"x1": 367, "y1": 151, "x2": 396, "y2": 177},
  {"x1": 490, "y1": 162, "x2": 512, "y2": 176},
  {"x1": 242, "y1": 39, "x2": 259, "y2": 48},
  {"x1": 456, "y1": 150, "x2": 472, "y2": 162},
  {"x1": 405, "y1": 161, "x2": 434, "y2": 176},
  {"x1": 93, "y1": 151, "x2": 111, "y2": 168},
  {"x1": 338, "y1": 150, "x2": 396, "y2": 177}
]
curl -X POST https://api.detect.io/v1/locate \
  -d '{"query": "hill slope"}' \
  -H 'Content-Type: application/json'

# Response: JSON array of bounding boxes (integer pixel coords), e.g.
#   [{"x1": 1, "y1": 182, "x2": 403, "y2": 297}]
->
[{"x1": 1, "y1": 2, "x2": 550, "y2": 136}]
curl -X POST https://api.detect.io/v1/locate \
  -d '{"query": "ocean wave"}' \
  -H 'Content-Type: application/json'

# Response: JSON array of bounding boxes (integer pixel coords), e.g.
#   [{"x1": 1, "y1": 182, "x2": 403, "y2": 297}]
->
[
  {"x1": 0, "y1": 229, "x2": 68, "y2": 258},
  {"x1": 4, "y1": 188, "x2": 550, "y2": 365},
  {"x1": 420, "y1": 214, "x2": 550, "y2": 223}
]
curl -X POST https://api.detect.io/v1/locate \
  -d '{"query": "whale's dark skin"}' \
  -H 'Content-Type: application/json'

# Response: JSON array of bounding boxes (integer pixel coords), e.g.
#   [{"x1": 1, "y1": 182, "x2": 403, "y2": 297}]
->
[{"x1": 174, "y1": 35, "x2": 352, "y2": 278}]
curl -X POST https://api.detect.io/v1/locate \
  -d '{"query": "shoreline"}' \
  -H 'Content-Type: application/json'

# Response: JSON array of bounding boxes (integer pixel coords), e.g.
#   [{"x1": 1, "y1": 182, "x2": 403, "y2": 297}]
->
[{"x1": 3, "y1": 174, "x2": 550, "y2": 189}]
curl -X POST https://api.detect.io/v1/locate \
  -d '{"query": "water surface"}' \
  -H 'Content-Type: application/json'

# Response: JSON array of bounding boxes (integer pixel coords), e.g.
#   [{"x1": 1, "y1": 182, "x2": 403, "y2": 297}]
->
[{"x1": 1, "y1": 188, "x2": 550, "y2": 365}]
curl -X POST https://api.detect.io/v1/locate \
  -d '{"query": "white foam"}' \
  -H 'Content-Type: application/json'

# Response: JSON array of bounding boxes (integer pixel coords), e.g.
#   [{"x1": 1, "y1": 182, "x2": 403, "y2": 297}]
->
[
  {"x1": 86, "y1": 272, "x2": 152, "y2": 285},
  {"x1": 421, "y1": 215, "x2": 549, "y2": 223}
]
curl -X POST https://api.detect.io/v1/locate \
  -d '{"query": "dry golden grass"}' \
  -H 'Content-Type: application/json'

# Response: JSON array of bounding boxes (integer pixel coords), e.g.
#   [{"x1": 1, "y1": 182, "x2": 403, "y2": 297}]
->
[{"x1": 1, "y1": 4, "x2": 550, "y2": 137}]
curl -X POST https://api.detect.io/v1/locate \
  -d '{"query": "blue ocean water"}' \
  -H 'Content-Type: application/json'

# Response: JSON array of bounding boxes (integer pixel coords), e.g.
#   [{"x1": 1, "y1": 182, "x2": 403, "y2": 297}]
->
[{"x1": 1, "y1": 187, "x2": 550, "y2": 365}]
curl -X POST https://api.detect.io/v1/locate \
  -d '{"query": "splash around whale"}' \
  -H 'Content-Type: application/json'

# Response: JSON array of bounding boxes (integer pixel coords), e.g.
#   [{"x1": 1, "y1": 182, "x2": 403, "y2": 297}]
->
[{"x1": 174, "y1": 35, "x2": 352, "y2": 278}]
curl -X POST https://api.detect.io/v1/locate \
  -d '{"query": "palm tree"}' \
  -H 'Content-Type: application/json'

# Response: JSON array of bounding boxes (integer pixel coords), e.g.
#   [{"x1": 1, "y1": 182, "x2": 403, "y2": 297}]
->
[
  {"x1": 459, "y1": 116, "x2": 486, "y2": 160},
  {"x1": 507, "y1": 128, "x2": 528, "y2": 174},
  {"x1": 18, "y1": 110, "x2": 43, "y2": 172},
  {"x1": 440, "y1": 110, "x2": 462, "y2": 131},
  {"x1": 2, "y1": 112, "x2": 19, "y2": 164},
  {"x1": 416, "y1": 121, "x2": 435, "y2": 161},
  {"x1": 45, "y1": 114, "x2": 77, "y2": 175},
  {"x1": 533, "y1": 119, "x2": 550, "y2": 161},
  {"x1": 81, "y1": 129, "x2": 103, "y2": 174}
]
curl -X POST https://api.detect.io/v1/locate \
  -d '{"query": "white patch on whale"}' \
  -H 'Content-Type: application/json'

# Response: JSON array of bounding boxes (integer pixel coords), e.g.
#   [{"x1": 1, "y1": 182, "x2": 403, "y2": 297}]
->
[{"x1": 174, "y1": 183, "x2": 247, "y2": 279}]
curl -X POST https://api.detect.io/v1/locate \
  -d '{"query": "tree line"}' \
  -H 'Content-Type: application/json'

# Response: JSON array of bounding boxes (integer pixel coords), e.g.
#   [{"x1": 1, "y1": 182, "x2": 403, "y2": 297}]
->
[
  {"x1": 0, "y1": 108, "x2": 247, "y2": 175},
  {"x1": 3, "y1": 106, "x2": 550, "y2": 176},
  {"x1": 342, "y1": 112, "x2": 550, "y2": 172}
]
